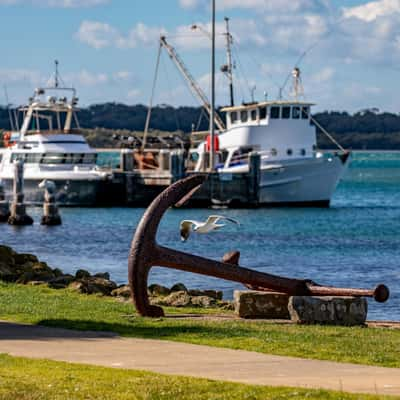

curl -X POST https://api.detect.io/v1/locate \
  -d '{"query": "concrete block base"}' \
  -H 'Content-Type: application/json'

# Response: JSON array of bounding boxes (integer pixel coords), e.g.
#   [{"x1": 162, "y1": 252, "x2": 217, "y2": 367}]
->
[
  {"x1": 234, "y1": 290, "x2": 290, "y2": 319},
  {"x1": 234, "y1": 291, "x2": 369, "y2": 326},
  {"x1": 288, "y1": 296, "x2": 368, "y2": 326}
]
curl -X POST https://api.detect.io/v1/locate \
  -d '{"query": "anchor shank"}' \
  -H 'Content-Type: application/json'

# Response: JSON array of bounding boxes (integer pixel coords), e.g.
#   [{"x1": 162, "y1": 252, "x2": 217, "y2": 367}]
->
[{"x1": 156, "y1": 245, "x2": 308, "y2": 295}]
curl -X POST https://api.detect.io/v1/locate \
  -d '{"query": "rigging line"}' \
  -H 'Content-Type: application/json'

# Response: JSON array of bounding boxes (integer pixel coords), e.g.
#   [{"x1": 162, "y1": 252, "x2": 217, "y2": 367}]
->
[
  {"x1": 311, "y1": 115, "x2": 345, "y2": 152},
  {"x1": 230, "y1": 54, "x2": 247, "y2": 105},
  {"x1": 277, "y1": 77, "x2": 344, "y2": 152},
  {"x1": 143, "y1": 42, "x2": 162, "y2": 152},
  {"x1": 280, "y1": 15, "x2": 350, "y2": 94},
  {"x1": 3, "y1": 85, "x2": 15, "y2": 131},
  {"x1": 231, "y1": 44, "x2": 253, "y2": 101},
  {"x1": 196, "y1": 108, "x2": 207, "y2": 131},
  {"x1": 232, "y1": 41, "x2": 282, "y2": 92},
  {"x1": 160, "y1": 50, "x2": 181, "y2": 132}
]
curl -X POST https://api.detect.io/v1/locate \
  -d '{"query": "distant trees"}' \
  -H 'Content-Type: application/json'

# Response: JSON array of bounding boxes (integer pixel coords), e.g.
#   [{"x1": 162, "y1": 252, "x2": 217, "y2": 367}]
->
[{"x1": 1, "y1": 104, "x2": 400, "y2": 149}]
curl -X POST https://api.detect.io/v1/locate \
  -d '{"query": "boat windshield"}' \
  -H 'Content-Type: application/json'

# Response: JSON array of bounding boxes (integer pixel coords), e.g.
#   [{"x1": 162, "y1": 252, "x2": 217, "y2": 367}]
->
[{"x1": 10, "y1": 153, "x2": 97, "y2": 165}]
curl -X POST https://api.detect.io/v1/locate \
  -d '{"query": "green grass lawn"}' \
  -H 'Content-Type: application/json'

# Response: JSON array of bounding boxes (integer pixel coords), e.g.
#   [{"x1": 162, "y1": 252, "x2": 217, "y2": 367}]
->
[
  {"x1": 0, "y1": 282, "x2": 399, "y2": 368},
  {"x1": 0, "y1": 354, "x2": 397, "y2": 400}
]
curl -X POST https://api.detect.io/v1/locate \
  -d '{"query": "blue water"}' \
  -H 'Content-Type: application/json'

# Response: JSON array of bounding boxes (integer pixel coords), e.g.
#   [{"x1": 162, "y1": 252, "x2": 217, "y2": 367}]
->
[{"x1": 1, "y1": 151, "x2": 400, "y2": 321}]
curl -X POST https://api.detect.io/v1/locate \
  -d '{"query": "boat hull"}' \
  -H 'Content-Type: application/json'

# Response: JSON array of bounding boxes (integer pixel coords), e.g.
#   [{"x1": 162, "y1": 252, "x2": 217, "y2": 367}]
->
[
  {"x1": 1, "y1": 178, "x2": 106, "y2": 206},
  {"x1": 257, "y1": 155, "x2": 349, "y2": 206},
  {"x1": 216, "y1": 153, "x2": 350, "y2": 207}
]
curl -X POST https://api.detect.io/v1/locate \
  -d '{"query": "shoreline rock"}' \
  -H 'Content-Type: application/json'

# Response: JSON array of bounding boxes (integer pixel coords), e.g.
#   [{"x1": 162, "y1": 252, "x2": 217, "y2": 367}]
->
[{"x1": 0, "y1": 245, "x2": 232, "y2": 310}]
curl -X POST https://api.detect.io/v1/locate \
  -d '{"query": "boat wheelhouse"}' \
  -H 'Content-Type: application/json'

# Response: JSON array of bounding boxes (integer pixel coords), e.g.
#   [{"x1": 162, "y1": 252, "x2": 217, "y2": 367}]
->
[
  {"x1": 0, "y1": 85, "x2": 111, "y2": 205},
  {"x1": 218, "y1": 100, "x2": 316, "y2": 169}
]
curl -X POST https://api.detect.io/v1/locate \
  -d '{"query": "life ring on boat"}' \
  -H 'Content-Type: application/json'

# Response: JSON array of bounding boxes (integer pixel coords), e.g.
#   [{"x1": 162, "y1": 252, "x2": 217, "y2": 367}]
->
[
  {"x1": 3, "y1": 131, "x2": 11, "y2": 147},
  {"x1": 205, "y1": 134, "x2": 219, "y2": 152}
]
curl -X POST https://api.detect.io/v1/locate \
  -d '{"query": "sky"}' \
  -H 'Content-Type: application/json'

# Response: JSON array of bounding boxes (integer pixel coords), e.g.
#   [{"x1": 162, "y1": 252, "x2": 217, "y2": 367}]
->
[{"x1": 0, "y1": 0, "x2": 399, "y2": 113}]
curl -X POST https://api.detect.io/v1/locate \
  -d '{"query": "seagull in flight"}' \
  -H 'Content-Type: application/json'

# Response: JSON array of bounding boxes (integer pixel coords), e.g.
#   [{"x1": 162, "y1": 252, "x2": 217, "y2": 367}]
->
[{"x1": 180, "y1": 215, "x2": 240, "y2": 242}]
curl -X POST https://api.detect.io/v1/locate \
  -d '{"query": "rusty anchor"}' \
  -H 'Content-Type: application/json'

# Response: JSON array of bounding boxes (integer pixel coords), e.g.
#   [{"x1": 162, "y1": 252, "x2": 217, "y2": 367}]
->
[{"x1": 128, "y1": 175, "x2": 390, "y2": 317}]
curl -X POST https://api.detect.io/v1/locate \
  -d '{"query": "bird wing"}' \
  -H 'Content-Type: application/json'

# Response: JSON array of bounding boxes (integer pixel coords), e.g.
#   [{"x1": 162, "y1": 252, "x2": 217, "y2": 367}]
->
[
  {"x1": 207, "y1": 215, "x2": 240, "y2": 226},
  {"x1": 180, "y1": 220, "x2": 197, "y2": 242}
]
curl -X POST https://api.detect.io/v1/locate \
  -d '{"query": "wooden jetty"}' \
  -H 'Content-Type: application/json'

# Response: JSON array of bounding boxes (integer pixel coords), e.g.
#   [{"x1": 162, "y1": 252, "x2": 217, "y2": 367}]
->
[{"x1": 101, "y1": 149, "x2": 261, "y2": 208}]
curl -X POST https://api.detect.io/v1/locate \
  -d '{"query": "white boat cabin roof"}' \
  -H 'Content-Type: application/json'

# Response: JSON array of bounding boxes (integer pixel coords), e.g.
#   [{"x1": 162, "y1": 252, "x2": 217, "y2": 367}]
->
[{"x1": 221, "y1": 100, "x2": 315, "y2": 113}]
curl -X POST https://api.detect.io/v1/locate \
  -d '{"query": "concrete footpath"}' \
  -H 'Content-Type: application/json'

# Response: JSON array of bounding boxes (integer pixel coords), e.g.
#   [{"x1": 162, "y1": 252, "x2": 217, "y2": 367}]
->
[{"x1": 1, "y1": 321, "x2": 400, "y2": 397}]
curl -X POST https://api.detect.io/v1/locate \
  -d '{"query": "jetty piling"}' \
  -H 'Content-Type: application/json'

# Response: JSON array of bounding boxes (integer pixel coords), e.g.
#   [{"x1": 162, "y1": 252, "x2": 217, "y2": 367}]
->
[
  {"x1": 39, "y1": 180, "x2": 62, "y2": 226},
  {"x1": 248, "y1": 152, "x2": 261, "y2": 205},
  {"x1": 8, "y1": 160, "x2": 33, "y2": 226}
]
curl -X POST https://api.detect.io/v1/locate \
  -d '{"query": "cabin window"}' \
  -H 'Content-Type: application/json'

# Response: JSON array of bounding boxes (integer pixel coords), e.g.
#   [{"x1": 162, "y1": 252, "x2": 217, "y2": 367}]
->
[
  {"x1": 64, "y1": 154, "x2": 74, "y2": 164},
  {"x1": 287, "y1": 149, "x2": 293, "y2": 156},
  {"x1": 271, "y1": 148, "x2": 278, "y2": 156},
  {"x1": 82, "y1": 154, "x2": 97, "y2": 164},
  {"x1": 0, "y1": 154, "x2": 2, "y2": 163},
  {"x1": 240, "y1": 110, "x2": 248, "y2": 123},
  {"x1": 282, "y1": 107, "x2": 291, "y2": 119},
  {"x1": 10, "y1": 153, "x2": 26, "y2": 162},
  {"x1": 270, "y1": 106, "x2": 280, "y2": 119},
  {"x1": 25, "y1": 153, "x2": 42, "y2": 163},
  {"x1": 292, "y1": 106, "x2": 301, "y2": 119},
  {"x1": 300, "y1": 149, "x2": 306, "y2": 156},
  {"x1": 302, "y1": 107, "x2": 309, "y2": 119},
  {"x1": 259, "y1": 107, "x2": 267, "y2": 120},
  {"x1": 230, "y1": 112, "x2": 238, "y2": 124},
  {"x1": 42, "y1": 153, "x2": 65, "y2": 164},
  {"x1": 251, "y1": 109, "x2": 257, "y2": 121},
  {"x1": 72, "y1": 153, "x2": 84, "y2": 164}
]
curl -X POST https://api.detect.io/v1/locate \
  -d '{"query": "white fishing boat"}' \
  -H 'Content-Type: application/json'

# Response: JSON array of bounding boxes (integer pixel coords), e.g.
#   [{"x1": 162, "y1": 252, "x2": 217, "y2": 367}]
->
[
  {"x1": 188, "y1": 14, "x2": 350, "y2": 207},
  {"x1": 0, "y1": 75, "x2": 111, "y2": 205},
  {"x1": 192, "y1": 95, "x2": 350, "y2": 206}
]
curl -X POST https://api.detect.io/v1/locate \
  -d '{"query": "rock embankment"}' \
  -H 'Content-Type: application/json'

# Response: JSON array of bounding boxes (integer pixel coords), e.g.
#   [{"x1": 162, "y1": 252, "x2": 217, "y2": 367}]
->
[{"x1": 0, "y1": 245, "x2": 232, "y2": 309}]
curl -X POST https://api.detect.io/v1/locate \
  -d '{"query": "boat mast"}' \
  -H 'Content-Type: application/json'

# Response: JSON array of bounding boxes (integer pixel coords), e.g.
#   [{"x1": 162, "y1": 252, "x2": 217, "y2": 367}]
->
[
  {"x1": 221, "y1": 17, "x2": 235, "y2": 107},
  {"x1": 209, "y1": 0, "x2": 216, "y2": 171},
  {"x1": 54, "y1": 60, "x2": 59, "y2": 88}
]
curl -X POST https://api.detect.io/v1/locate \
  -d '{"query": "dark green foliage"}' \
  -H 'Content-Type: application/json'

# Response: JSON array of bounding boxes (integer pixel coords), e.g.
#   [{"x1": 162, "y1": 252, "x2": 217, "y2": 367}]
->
[{"x1": 2, "y1": 104, "x2": 400, "y2": 149}]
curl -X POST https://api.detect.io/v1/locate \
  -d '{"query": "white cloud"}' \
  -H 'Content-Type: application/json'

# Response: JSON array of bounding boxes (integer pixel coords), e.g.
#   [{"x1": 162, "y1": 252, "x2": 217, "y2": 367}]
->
[
  {"x1": 113, "y1": 71, "x2": 132, "y2": 81},
  {"x1": 75, "y1": 21, "x2": 120, "y2": 49},
  {"x1": 74, "y1": 70, "x2": 108, "y2": 86},
  {"x1": 127, "y1": 89, "x2": 141, "y2": 100},
  {"x1": 179, "y1": 0, "x2": 329, "y2": 12},
  {"x1": 312, "y1": 66, "x2": 334, "y2": 83},
  {"x1": 0, "y1": 68, "x2": 43, "y2": 86},
  {"x1": 342, "y1": 0, "x2": 400, "y2": 22},
  {"x1": 76, "y1": 20, "x2": 166, "y2": 49},
  {"x1": 0, "y1": 0, "x2": 109, "y2": 7}
]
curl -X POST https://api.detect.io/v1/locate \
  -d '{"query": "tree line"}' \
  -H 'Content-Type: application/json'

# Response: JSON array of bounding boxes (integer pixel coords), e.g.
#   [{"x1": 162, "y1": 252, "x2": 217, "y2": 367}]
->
[{"x1": 1, "y1": 103, "x2": 400, "y2": 149}]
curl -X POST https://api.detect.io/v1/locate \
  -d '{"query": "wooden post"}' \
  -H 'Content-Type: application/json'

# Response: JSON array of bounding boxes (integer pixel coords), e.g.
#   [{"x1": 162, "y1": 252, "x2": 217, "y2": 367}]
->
[
  {"x1": 8, "y1": 160, "x2": 33, "y2": 226},
  {"x1": 248, "y1": 152, "x2": 261, "y2": 205},
  {"x1": 158, "y1": 149, "x2": 170, "y2": 171},
  {"x1": 0, "y1": 180, "x2": 10, "y2": 222},
  {"x1": 170, "y1": 150, "x2": 185, "y2": 183},
  {"x1": 121, "y1": 149, "x2": 134, "y2": 172}
]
